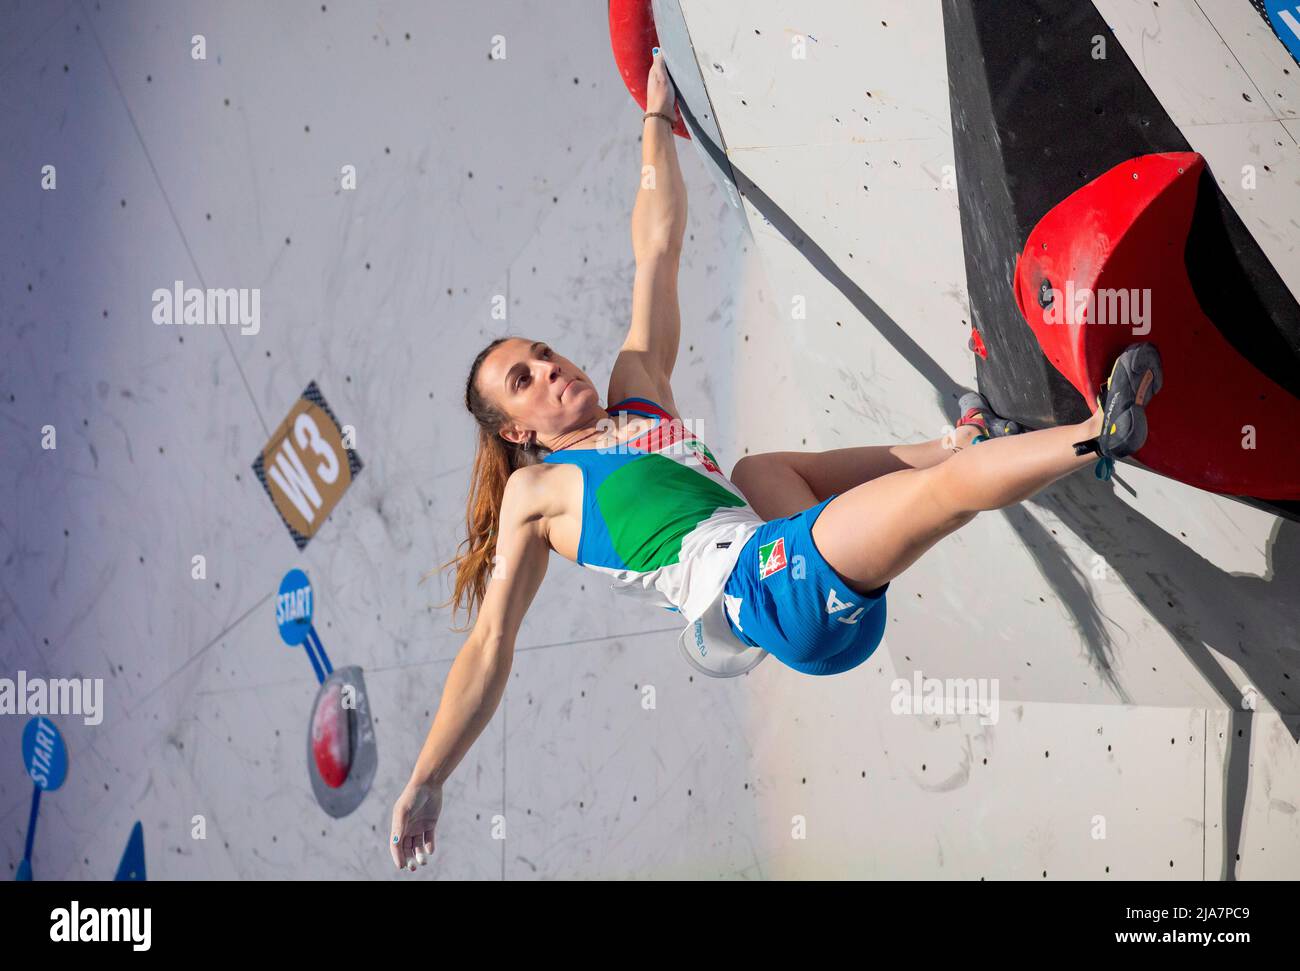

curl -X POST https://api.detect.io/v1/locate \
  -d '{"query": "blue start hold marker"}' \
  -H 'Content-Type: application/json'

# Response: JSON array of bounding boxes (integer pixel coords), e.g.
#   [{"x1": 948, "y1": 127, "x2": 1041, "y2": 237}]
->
[
  {"x1": 277, "y1": 568, "x2": 314, "y2": 646},
  {"x1": 23, "y1": 716, "x2": 67, "y2": 791},
  {"x1": 17, "y1": 716, "x2": 69, "y2": 880},
  {"x1": 275, "y1": 569, "x2": 333, "y2": 683}
]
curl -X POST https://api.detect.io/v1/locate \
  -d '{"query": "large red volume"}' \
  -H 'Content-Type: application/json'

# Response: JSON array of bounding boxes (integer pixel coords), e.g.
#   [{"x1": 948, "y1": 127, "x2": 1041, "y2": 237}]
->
[{"x1": 1014, "y1": 152, "x2": 1300, "y2": 499}]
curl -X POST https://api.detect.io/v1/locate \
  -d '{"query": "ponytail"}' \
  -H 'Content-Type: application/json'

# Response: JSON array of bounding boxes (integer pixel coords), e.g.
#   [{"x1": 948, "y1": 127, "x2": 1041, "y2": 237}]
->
[{"x1": 430, "y1": 336, "x2": 550, "y2": 631}]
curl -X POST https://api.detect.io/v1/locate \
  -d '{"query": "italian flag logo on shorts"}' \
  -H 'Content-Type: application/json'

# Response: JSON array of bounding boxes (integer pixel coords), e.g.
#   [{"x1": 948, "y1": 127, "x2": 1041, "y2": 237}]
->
[{"x1": 758, "y1": 537, "x2": 788, "y2": 579}]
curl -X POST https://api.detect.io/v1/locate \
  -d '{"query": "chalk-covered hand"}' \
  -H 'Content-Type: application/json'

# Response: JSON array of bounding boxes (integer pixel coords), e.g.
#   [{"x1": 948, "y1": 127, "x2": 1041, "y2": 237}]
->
[
  {"x1": 645, "y1": 50, "x2": 677, "y2": 116},
  {"x1": 389, "y1": 778, "x2": 443, "y2": 872}
]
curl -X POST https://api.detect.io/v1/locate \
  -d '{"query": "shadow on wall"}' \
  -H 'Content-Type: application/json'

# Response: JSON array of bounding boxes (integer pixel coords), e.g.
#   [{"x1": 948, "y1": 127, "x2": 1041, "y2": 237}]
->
[
  {"x1": 1023, "y1": 477, "x2": 1299, "y2": 880},
  {"x1": 1023, "y1": 476, "x2": 1299, "y2": 722}
]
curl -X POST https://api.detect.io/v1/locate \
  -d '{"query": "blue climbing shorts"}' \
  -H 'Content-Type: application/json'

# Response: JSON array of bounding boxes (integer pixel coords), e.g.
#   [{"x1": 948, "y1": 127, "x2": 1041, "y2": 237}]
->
[{"x1": 722, "y1": 494, "x2": 889, "y2": 676}]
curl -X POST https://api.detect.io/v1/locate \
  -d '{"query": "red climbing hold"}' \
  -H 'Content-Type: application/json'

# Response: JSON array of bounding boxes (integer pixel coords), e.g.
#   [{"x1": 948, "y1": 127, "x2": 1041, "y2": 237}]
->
[
  {"x1": 1013, "y1": 152, "x2": 1300, "y2": 499},
  {"x1": 311, "y1": 680, "x2": 352, "y2": 789},
  {"x1": 608, "y1": 0, "x2": 688, "y2": 138}
]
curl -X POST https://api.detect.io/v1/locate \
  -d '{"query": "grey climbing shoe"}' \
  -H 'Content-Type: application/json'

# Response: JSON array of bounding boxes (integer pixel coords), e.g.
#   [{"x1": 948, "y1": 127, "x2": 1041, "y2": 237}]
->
[
  {"x1": 1073, "y1": 342, "x2": 1163, "y2": 462},
  {"x1": 956, "y1": 391, "x2": 1022, "y2": 443}
]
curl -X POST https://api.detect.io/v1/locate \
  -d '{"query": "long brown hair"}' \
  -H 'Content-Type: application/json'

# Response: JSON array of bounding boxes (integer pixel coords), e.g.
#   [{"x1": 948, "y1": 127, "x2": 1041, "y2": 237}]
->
[{"x1": 431, "y1": 335, "x2": 552, "y2": 631}]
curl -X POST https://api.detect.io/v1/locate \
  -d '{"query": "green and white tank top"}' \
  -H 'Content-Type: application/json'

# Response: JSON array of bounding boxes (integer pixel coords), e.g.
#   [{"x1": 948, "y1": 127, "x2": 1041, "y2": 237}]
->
[{"x1": 540, "y1": 396, "x2": 764, "y2": 623}]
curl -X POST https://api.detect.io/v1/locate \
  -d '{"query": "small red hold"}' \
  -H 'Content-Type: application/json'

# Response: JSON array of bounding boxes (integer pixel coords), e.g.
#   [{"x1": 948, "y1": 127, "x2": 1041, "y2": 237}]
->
[
  {"x1": 312, "y1": 682, "x2": 352, "y2": 788},
  {"x1": 608, "y1": 0, "x2": 689, "y2": 138},
  {"x1": 968, "y1": 327, "x2": 988, "y2": 359}
]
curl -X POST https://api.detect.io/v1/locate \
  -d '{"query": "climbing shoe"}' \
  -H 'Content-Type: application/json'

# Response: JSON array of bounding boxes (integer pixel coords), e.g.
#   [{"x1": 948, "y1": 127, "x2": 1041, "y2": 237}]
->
[
  {"x1": 956, "y1": 391, "x2": 1022, "y2": 444},
  {"x1": 1072, "y1": 342, "x2": 1163, "y2": 477}
]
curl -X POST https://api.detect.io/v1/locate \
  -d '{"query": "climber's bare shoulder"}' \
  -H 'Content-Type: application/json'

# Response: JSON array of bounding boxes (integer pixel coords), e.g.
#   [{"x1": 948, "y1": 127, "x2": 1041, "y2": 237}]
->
[{"x1": 502, "y1": 462, "x2": 582, "y2": 564}]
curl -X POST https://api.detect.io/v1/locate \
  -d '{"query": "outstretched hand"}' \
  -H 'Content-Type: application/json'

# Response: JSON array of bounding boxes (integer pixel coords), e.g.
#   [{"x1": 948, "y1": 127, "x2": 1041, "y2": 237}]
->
[
  {"x1": 389, "y1": 779, "x2": 443, "y2": 872},
  {"x1": 645, "y1": 50, "x2": 677, "y2": 116}
]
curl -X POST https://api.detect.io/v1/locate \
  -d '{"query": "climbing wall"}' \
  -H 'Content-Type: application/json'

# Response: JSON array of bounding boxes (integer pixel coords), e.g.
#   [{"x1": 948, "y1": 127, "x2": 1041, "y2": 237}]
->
[
  {"x1": 655, "y1": 0, "x2": 1300, "y2": 877},
  {"x1": 2, "y1": 0, "x2": 1298, "y2": 881}
]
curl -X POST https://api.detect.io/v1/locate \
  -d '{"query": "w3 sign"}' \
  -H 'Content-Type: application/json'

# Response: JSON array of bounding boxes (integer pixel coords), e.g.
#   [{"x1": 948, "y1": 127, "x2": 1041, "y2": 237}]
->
[{"x1": 253, "y1": 381, "x2": 364, "y2": 550}]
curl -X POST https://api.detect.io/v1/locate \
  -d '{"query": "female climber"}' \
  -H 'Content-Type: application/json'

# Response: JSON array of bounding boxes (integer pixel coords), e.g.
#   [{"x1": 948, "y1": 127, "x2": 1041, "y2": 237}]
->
[{"x1": 389, "y1": 51, "x2": 1163, "y2": 870}]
